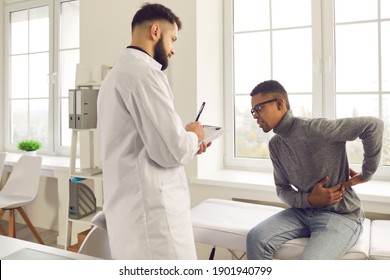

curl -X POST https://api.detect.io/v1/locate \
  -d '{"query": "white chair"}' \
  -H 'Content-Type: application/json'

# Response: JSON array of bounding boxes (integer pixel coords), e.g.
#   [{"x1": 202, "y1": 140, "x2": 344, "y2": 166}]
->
[
  {"x1": 0, "y1": 155, "x2": 44, "y2": 244},
  {"x1": 78, "y1": 211, "x2": 112, "y2": 259},
  {"x1": 78, "y1": 226, "x2": 112, "y2": 259},
  {"x1": 0, "y1": 152, "x2": 6, "y2": 181}
]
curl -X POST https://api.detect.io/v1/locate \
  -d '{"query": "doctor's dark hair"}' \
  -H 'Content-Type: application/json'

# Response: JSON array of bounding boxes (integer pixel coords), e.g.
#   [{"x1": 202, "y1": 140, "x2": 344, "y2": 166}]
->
[
  {"x1": 250, "y1": 80, "x2": 290, "y2": 110},
  {"x1": 131, "y1": 3, "x2": 182, "y2": 31}
]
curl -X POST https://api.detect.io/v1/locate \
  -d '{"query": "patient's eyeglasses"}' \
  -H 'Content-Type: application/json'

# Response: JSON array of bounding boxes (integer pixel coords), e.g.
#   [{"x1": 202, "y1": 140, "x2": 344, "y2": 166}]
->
[{"x1": 250, "y1": 98, "x2": 278, "y2": 116}]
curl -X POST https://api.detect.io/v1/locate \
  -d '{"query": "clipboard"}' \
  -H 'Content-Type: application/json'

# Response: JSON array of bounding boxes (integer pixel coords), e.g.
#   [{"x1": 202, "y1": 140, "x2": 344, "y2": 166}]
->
[{"x1": 202, "y1": 125, "x2": 227, "y2": 144}]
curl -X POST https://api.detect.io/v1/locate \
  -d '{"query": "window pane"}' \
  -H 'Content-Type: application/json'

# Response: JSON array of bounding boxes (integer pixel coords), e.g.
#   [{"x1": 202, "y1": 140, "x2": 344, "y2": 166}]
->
[
  {"x1": 272, "y1": 0, "x2": 311, "y2": 28},
  {"x1": 10, "y1": 55, "x2": 28, "y2": 98},
  {"x1": 273, "y1": 28, "x2": 312, "y2": 93},
  {"x1": 383, "y1": 0, "x2": 390, "y2": 18},
  {"x1": 29, "y1": 99, "x2": 49, "y2": 146},
  {"x1": 235, "y1": 95, "x2": 273, "y2": 158},
  {"x1": 336, "y1": 94, "x2": 379, "y2": 118},
  {"x1": 383, "y1": 94, "x2": 390, "y2": 166},
  {"x1": 10, "y1": 10, "x2": 28, "y2": 55},
  {"x1": 59, "y1": 49, "x2": 79, "y2": 97},
  {"x1": 29, "y1": 53, "x2": 49, "y2": 98},
  {"x1": 233, "y1": 0, "x2": 269, "y2": 32},
  {"x1": 60, "y1": 1, "x2": 80, "y2": 49},
  {"x1": 382, "y1": 22, "x2": 390, "y2": 91},
  {"x1": 61, "y1": 98, "x2": 71, "y2": 146},
  {"x1": 10, "y1": 100, "x2": 28, "y2": 143},
  {"x1": 289, "y1": 94, "x2": 312, "y2": 118},
  {"x1": 335, "y1": 23, "x2": 378, "y2": 92},
  {"x1": 335, "y1": 0, "x2": 377, "y2": 23},
  {"x1": 29, "y1": 6, "x2": 49, "y2": 53},
  {"x1": 234, "y1": 32, "x2": 271, "y2": 93},
  {"x1": 346, "y1": 140, "x2": 364, "y2": 164}
]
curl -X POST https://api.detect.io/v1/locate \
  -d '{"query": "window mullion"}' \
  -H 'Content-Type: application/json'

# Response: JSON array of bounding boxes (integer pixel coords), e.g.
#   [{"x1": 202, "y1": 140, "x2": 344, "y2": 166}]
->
[
  {"x1": 312, "y1": 0, "x2": 323, "y2": 118},
  {"x1": 322, "y1": 0, "x2": 336, "y2": 119},
  {"x1": 223, "y1": 0, "x2": 235, "y2": 167},
  {"x1": 52, "y1": 0, "x2": 61, "y2": 154},
  {"x1": 378, "y1": 0, "x2": 383, "y2": 120}
]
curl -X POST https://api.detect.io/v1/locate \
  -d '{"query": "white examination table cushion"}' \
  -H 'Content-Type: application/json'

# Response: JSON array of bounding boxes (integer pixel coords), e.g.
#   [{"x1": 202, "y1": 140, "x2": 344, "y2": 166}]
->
[
  {"x1": 191, "y1": 198, "x2": 283, "y2": 252},
  {"x1": 191, "y1": 199, "x2": 371, "y2": 260},
  {"x1": 369, "y1": 220, "x2": 390, "y2": 260}
]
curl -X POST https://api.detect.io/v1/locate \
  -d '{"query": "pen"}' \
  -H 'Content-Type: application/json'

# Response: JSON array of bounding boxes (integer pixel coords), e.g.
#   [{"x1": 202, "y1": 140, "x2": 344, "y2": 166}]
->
[{"x1": 195, "y1": 102, "x2": 206, "y2": 121}]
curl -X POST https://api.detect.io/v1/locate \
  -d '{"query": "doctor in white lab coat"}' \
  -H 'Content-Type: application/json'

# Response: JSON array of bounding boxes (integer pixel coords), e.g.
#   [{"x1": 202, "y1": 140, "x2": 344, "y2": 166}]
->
[{"x1": 97, "y1": 3, "x2": 209, "y2": 259}]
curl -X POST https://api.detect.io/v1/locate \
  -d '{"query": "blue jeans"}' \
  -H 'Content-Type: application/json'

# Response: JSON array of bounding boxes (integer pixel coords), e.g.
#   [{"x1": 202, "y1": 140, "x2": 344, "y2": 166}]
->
[{"x1": 246, "y1": 208, "x2": 363, "y2": 260}]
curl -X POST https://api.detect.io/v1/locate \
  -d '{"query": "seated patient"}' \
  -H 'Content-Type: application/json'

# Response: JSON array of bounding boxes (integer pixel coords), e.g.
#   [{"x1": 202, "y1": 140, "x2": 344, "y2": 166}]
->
[{"x1": 246, "y1": 80, "x2": 383, "y2": 260}]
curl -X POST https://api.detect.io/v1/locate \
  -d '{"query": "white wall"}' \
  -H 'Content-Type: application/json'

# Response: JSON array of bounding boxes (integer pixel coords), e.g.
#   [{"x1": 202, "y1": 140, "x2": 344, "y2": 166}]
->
[
  {"x1": 195, "y1": 0, "x2": 224, "y2": 177},
  {"x1": 79, "y1": 0, "x2": 198, "y2": 124}
]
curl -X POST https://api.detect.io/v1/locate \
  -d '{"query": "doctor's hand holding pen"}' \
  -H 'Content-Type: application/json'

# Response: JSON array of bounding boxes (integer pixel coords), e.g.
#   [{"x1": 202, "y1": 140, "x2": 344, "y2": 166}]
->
[
  {"x1": 185, "y1": 121, "x2": 205, "y2": 141},
  {"x1": 185, "y1": 101, "x2": 211, "y2": 155}
]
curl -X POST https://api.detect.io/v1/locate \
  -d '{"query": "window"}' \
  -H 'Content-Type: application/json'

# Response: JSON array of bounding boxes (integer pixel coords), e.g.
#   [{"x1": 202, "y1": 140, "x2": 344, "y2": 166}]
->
[
  {"x1": 332, "y1": 0, "x2": 390, "y2": 167},
  {"x1": 225, "y1": 0, "x2": 390, "y2": 178},
  {"x1": 4, "y1": 0, "x2": 79, "y2": 155}
]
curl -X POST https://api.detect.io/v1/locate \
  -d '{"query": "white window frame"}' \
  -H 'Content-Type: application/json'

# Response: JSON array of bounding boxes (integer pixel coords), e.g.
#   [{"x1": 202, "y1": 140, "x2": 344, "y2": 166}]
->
[
  {"x1": 4, "y1": 0, "x2": 54, "y2": 154},
  {"x1": 3, "y1": 0, "x2": 78, "y2": 155},
  {"x1": 224, "y1": 0, "x2": 390, "y2": 180},
  {"x1": 53, "y1": 0, "x2": 79, "y2": 155}
]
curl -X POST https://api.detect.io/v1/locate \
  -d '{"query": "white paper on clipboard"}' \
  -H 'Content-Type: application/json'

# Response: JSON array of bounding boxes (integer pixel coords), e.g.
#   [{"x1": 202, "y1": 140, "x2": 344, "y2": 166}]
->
[{"x1": 202, "y1": 125, "x2": 227, "y2": 144}]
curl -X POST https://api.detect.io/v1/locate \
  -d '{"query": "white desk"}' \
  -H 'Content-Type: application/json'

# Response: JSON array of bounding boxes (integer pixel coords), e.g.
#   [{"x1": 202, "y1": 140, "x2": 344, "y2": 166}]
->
[
  {"x1": 0, "y1": 235, "x2": 98, "y2": 259},
  {"x1": 2, "y1": 153, "x2": 75, "y2": 246}
]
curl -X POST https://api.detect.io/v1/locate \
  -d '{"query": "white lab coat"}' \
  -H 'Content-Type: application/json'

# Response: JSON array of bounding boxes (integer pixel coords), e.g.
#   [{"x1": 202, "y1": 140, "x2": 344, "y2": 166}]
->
[{"x1": 97, "y1": 48, "x2": 199, "y2": 259}]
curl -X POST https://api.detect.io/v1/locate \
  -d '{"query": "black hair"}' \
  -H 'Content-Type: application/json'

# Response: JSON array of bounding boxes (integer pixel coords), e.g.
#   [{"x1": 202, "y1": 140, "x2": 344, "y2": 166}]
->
[
  {"x1": 250, "y1": 80, "x2": 290, "y2": 110},
  {"x1": 131, "y1": 3, "x2": 182, "y2": 31}
]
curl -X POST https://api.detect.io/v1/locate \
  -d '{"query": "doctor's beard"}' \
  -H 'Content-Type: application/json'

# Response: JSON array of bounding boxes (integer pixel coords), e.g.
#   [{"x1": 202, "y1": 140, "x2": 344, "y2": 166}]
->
[{"x1": 154, "y1": 36, "x2": 169, "y2": 71}]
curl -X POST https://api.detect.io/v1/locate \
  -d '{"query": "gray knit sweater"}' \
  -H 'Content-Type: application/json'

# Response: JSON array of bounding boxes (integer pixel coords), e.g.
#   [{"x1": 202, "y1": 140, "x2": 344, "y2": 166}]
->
[{"x1": 269, "y1": 110, "x2": 384, "y2": 220}]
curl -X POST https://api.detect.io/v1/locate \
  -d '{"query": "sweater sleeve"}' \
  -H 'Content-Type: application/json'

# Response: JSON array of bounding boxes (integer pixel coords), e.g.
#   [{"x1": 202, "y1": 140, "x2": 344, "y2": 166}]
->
[{"x1": 307, "y1": 117, "x2": 384, "y2": 181}]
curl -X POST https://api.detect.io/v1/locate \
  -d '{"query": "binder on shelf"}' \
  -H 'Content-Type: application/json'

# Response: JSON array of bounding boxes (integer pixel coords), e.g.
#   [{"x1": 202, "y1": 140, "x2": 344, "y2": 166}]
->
[
  {"x1": 69, "y1": 88, "x2": 99, "y2": 129},
  {"x1": 69, "y1": 181, "x2": 97, "y2": 220},
  {"x1": 76, "y1": 89, "x2": 98, "y2": 129},
  {"x1": 68, "y1": 90, "x2": 76, "y2": 129}
]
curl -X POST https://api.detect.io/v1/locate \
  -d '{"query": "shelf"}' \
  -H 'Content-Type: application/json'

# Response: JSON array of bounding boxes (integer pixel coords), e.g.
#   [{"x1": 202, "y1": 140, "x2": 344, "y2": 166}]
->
[
  {"x1": 68, "y1": 207, "x2": 103, "y2": 225},
  {"x1": 73, "y1": 167, "x2": 101, "y2": 175},
  {"x1": 66, "y1": 113, "x2": 103, "y2": 250},
  {"x1": 71, "y1": 128, "x2": 97, "y2": 132},
  {"x1": 76, "y1": 82, "x2": 102, "y2": 87},
  {"x1": 71, "y1": 167, "x2": 102, "y2": 177},
  {"x1": 69, "y1": 129, "x2": 99, "y2": 176},
  {"x1": 70, "y1": 173, "x2": 103, "y2": 181}
]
